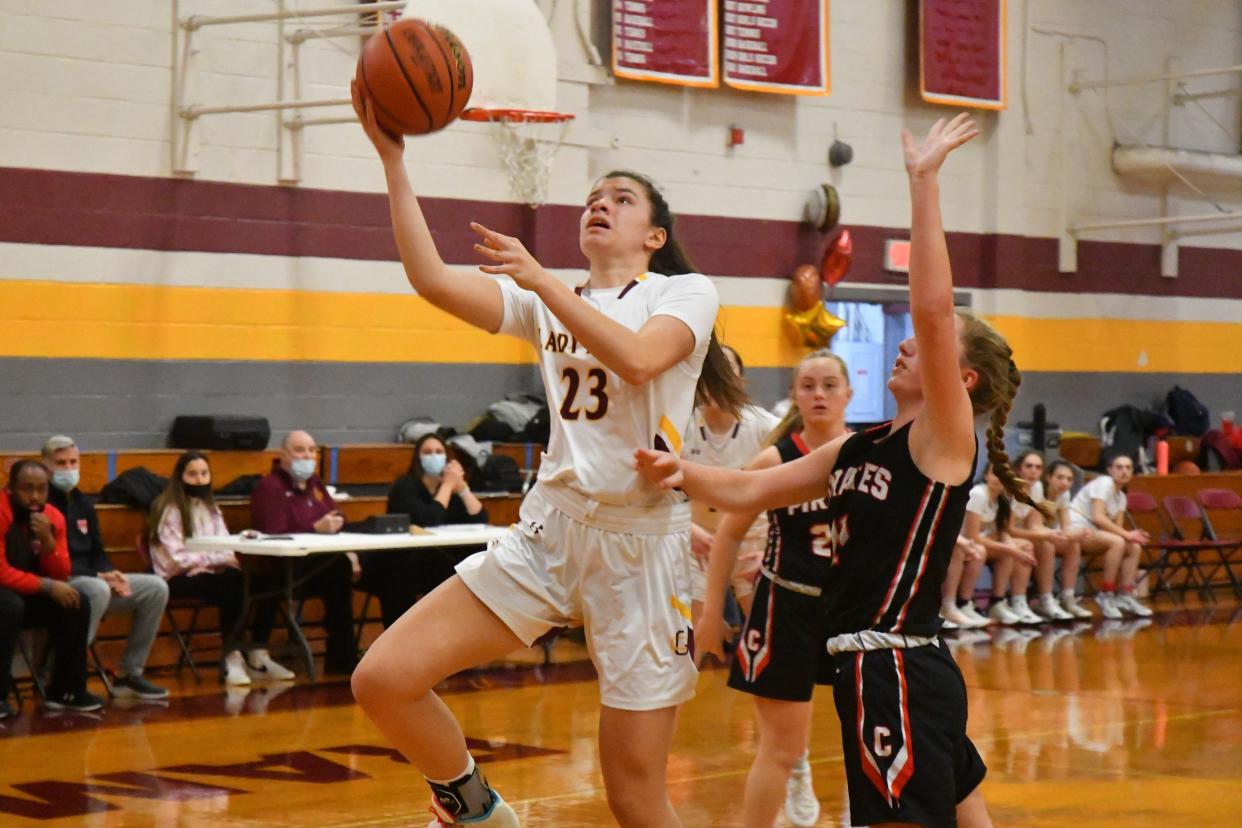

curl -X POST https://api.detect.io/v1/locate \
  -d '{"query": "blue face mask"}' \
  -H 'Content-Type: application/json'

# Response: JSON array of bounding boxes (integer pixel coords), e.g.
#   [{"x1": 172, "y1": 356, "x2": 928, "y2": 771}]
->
[
  {"x1": 51, "y1": 469, "x2": 80, "y2": 492},
  {"x1": 420, "y1": 453, "x2": 447, "y2": 476},
  {"x1": 290, "y1": 458, "x2": 317, "y2": 481}
]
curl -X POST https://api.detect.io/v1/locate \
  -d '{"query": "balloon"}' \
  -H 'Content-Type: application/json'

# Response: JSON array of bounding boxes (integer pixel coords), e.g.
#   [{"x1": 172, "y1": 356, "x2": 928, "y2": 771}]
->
[
  {"x1": 784, "y1": 303, "x2": 846, "y2": 349},
  {"x1": 789, "y1": 264, "x2": 823, "y2": 311},
  {"x1": 820, "y1": 228, "x2": 853, "y2": 286}
]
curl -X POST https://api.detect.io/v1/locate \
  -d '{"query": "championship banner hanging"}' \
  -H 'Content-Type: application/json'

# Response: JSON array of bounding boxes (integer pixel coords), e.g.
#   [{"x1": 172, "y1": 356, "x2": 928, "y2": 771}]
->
[
  {"x1": 919, "y1": 0, "x2": 1007, "y2": 109},
  {"x1": 613, "y1": 0, "x2": 718, "y2": 88},
  {"x1": 722, "y1": 0, "x2": 830, "y2": 96}
]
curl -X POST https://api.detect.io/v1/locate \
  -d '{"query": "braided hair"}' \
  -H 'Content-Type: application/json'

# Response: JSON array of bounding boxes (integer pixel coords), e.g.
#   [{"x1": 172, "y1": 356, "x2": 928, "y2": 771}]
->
[
  {"x1": 601, "y1": 170, "x2": 748, "y2": 418},
  {"x1": 959, "y1": 312, "x2": 1053, "y2": 522}
]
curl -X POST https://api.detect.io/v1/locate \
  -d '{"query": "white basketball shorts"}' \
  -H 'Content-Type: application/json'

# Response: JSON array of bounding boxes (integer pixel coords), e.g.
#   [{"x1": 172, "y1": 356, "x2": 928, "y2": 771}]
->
[{"x1": 456, "y1": 482, "x2": 697, "y2": 711}]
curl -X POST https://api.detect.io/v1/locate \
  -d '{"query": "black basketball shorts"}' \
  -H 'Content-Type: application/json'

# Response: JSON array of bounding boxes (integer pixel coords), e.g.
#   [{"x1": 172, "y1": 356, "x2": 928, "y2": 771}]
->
[{"x1": 728, "y1": 573, "x2": 825, "y2": 703}]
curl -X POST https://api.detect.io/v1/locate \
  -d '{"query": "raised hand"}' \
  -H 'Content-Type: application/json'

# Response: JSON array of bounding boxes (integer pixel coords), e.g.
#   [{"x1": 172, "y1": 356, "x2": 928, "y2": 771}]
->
[
  {"x1": 351, "y1": 80, "x2": 405, "y2": 163},
  {"x1": 471, "y1": 223, "x2": 549, "y2": 291},
  {"x1": 633, "y1": 448, "x2": 684, "y2": 490},
  {"x1": 901, "y1": 112, "x2": 979, "y2": 179}
]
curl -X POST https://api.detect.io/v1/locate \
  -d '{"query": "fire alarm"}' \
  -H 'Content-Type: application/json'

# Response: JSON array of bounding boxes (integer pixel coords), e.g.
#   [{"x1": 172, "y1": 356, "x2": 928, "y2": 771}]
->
[{"x1": 728, "y1": 126, "x2": 745, "y2": 147}]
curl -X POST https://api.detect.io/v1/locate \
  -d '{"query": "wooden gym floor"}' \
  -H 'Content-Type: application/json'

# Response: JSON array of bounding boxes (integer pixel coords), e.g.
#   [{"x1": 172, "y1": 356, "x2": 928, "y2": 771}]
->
[{"x1": 2, "y1": 602, "x2": 1242, "y2": 826}]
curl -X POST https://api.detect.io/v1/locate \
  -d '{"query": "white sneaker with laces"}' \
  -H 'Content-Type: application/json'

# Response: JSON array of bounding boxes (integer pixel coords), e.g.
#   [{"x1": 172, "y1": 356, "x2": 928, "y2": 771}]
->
[
  {"x1": 247, "y1": 649, "x2": 296, "y2": 681},
  {"x1": 1096, "y1": 593, "x2": 1123, "y2": 620},
  {"x1": 988, "y1": 600, "x2": 1021, "y2": 625},
  {"x1": 959, "y1": 601, "x2": 993, "y2": 628},
  {"x1": 784, "y1": 753, "x2": 821, "y2": 828},
  {"x1": 1009, "y1": 595, "x2": 1044, "y2": 625},
  {"x1": 1035, "y1": 593, "x2": 1074, "y2": 621},
  {"x1": 224, "y1": 651, "x2": 251, "y2": 686},
  {"x1": 1116, "y1": 593, "x2": 1153, "y2": 618},
  {"x1": 1059, "y1": 591, "x2": 1093, "y2": 619}
]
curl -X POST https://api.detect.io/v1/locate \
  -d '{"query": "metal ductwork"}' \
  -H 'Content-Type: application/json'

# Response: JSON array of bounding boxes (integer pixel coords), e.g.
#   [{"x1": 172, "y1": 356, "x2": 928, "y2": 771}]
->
[{"x1": 1112, "y1": 144, "x2": 1242, "y2": 187}]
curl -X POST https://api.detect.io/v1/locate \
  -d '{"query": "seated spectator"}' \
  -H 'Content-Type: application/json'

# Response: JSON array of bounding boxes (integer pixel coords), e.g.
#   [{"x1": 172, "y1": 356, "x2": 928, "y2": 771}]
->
[
  {"x1": 1040, "y1": 459, "x2": 1093, "y2": 618},
  {"x1": 362, "y1": 433, "x2": 490, "y2": 627},
  {"x1": 1007, "y1": 450, "x2": 1077, "y2": 622},
  {"x1": 0, "y1": 460, "x2": 104, "y2": 715},
  {"x1": 1068, "y1": 452, "x2": 1152, "y2": 619},
  {"x1": 941, "y1": 534, "x2": 990, "y2": 628},
  {"x1": 43, "y1": 435, "x2": 171, "y2": 699},
  {"x1": 250, "y1": 431, "x2": 357, "y2": 675},
  {"x1": 963, "y1": 465, "x2": 1039, "y2": 626},
  {"x1": 148, "y1": 451, "x2": 293, "y2": 686}
]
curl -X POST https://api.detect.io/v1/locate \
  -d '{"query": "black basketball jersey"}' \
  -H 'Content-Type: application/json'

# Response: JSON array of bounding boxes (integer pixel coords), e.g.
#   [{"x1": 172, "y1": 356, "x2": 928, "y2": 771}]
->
[
  {"x1": 763, "y1": 432, "x2": 832, "y2": 587},
  {"x1": 820, "y1": 421, "x2": 975, "y2": 638}
]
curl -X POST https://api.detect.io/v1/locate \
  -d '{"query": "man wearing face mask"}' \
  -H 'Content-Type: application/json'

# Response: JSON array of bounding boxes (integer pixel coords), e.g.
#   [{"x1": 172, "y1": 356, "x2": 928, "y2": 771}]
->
[
  {"x1": 250, "y1": 430, "x2": 358, "y2": 675},
  {"x1": 0, "y1": 460, "x2": 105, "y2": 715},
  {"x1": 42, "y1": 436, "x2": 171, "y2": 700}
]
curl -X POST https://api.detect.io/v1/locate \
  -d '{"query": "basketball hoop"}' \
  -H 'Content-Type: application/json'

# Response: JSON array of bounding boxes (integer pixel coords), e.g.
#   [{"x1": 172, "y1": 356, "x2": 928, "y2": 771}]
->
[{"x1": 462, "y1": 108, "x2": 575, "y2": 208}]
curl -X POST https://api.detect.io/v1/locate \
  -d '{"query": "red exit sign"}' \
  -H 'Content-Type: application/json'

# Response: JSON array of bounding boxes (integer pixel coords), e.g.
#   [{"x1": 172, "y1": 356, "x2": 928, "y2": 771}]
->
[{"x1": 884, "y1": 239, "x2": 911, "y2": 273}]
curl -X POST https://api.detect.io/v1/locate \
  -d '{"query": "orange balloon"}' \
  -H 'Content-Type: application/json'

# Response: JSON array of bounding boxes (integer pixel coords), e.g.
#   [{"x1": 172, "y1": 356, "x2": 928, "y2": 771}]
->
[{"x1": 820, "y1": 228, "x2": 853, "y2": 286}]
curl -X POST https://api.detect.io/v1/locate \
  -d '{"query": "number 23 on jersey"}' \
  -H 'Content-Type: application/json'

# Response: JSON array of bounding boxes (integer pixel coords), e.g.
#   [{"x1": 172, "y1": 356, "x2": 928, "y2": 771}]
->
[{"x1": 560, "y1": 367, "x2": 609, "y2": 421}]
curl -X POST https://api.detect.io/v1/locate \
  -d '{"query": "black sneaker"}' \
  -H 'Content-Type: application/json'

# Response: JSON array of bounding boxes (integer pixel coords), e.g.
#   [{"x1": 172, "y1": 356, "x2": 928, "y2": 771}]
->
[
  {"x1": 44, "y1": 690, "x2": 106, "y2": 713},
  {"x1": 112, "y1": 675, "x2": 170, "y2": 700},
  {"x1": 0, "y1": 699, "x2": 16, "y2": 720}
]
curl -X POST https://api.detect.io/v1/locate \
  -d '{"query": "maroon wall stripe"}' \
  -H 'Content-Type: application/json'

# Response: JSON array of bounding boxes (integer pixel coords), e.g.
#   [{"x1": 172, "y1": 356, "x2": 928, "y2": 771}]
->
[{"x1": 2, "y1": 166, "x2": 1240, "y2": 299}]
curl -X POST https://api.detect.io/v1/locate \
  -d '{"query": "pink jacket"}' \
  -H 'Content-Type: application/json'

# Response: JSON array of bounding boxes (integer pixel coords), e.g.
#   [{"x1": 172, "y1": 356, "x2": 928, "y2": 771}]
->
[{"x1": 151, "y1": 501, "x2": 239, "y2": 579}]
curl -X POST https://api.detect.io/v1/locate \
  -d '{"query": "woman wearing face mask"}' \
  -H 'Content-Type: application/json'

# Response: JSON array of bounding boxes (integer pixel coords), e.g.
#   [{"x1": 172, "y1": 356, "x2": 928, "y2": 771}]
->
[
  {"x1": 148, "y1": 452, "x2": 292, "y2": 686},
  {"x1": 361, "y1": 435, "x2": 489, "y2": 628}
]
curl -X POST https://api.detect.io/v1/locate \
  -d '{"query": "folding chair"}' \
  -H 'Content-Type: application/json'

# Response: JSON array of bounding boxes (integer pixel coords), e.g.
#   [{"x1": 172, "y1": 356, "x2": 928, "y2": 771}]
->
[
  {"x1": 135, "y1": 533, "x2": 204, "y2": 681},
  {"x1": 1124, "y1": 492, "x2": 1215, "y2": 604},
  {"x1": 1194, "y1": 489, "x2": 1242, "y2": 599},
  {"x1": 1160, "y1": 495, "x2": 1239, "y2": 602}
]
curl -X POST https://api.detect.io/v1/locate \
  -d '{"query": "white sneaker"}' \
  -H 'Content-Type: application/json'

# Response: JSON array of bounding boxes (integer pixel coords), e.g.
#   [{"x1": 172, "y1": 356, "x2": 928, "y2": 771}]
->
[
  {"x1": 784, "y1": 752, "x2": 821, "y2": 827},
  {"x1": 988, "y1": 600, "x2": 1021, "y2": 625},
  {"x1": 1009, "y1": 595, "x2": 1045, "y2": 625},
  {"x1": 224, "y1": 651, "x2": 251, "y2": 686},
  {"x1": 427, "y1": 791, "x2": 521, "y2": 827},
  {"x1": 1115, "y1": 593, "x2": 1153, "y2": 618},
  {"x1": 959, "y1": 601, "x2": 993, "y2": 628},
  {"x1": 941, "y1": 601, "x2": 974, "y2": 629},
  {"x1": 1035, "y1": 593, "x2": 1074, "y2": 622},
  {"x1": 246, "y1": 649, "x2": 296, "y2": 681},
  {"x1": 1096, "y1": 593, "x2": 1123, "y2": 620},
  {"x1": 1059, "y1": 591, "x2": 1093, "y2": 619}
]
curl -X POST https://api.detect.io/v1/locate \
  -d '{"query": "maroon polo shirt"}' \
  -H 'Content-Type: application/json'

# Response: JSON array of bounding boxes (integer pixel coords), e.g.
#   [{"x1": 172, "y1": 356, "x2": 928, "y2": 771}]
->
[{"x1": 250, "y1": 460, "x2": 337, "y2": 534}]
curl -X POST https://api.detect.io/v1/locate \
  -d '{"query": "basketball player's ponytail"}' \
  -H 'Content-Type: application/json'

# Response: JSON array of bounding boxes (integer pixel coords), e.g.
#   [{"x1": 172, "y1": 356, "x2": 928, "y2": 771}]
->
[
  {"x1": 604, "y1": 169, "x2": 748, "y2": 418},
  {"x1": 960, "y1": 312, "x2": 1053, "y2": 523},
  {"x1": 767, "y1": 349, "x2": 850, "y2": 446}
]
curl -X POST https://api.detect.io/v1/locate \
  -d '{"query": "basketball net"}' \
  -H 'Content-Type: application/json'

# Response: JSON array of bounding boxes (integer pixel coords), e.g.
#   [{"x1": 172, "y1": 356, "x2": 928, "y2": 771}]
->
[{"x1": 464, "y1": 110, "x2": 573, "y2": 208}]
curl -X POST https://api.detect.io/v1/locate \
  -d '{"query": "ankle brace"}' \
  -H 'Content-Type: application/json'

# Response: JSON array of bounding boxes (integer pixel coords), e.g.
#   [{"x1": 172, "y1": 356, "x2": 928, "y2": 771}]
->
[{"x1": 427, "y1": 763, "x2": 496, "y2": 823}]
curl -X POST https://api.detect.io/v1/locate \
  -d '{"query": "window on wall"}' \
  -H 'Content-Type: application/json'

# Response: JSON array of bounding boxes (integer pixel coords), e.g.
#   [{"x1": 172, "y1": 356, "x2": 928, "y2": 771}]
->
[{"x1": 827, "y1": 302, "x2": 914, "y2": 426}]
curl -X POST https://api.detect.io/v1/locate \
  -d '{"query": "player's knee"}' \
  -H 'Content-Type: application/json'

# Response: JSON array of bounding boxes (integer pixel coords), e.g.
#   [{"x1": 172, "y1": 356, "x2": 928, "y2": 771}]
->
[
  {"x1": 605, "y1": 782, "x2": 666, "y2": 828},
  {"x1": 351, "y1": 648, "x2": 401, "y2": 710}
]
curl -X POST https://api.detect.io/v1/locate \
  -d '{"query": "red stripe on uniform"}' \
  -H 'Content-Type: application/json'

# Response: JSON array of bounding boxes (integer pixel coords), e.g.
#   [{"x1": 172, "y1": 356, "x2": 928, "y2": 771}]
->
[
  {"x1": 855, "y1": 652, "x2": 891, "y2": 804},
  {"x1": 889, "y1": 649, "x2": 916, "y2": 800},
  {"x1": 750, "y1": 586, "x2": 775, "y2": 681},
  {"x1": 791, "y1": 431, "x2": 810, "y2": 456},
  {"x1": 893, "y1": 487, "x2": 948, "y2": 631},
  {"x1": 872, "y1": 482, "x2": 933, "y2": 626}
]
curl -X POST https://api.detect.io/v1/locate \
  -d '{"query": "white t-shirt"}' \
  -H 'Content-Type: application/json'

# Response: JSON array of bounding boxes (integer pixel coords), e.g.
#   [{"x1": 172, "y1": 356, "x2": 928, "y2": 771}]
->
[
  {"x1": 1070, "y1": 475, "x2": 1126, "y2": 527},
  {"x1": 966, "y1": 483, "x2": 1000, "y2": 537},
  {"x1": 682, "y1": 404, "x2": 780, "y2": 536},
  {"x1": 499, "y1": 272, "x2": 718, "y2": 506},
  {"x1": 1012, "y1": 479, "x2": 1042, "y2": 522}
]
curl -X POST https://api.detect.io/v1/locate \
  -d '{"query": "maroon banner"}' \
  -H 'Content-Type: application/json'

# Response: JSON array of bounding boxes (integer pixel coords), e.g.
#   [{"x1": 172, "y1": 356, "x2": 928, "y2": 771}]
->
[
  {"x1": 722, "y1": 0, "x2": 830, "y2": 95},
  {"x1": 920, "y1": 0, "x2": 1007, "y2": 109},
  {"x1": 612, "y1": 0, "x2": 718, "y2": 88}
]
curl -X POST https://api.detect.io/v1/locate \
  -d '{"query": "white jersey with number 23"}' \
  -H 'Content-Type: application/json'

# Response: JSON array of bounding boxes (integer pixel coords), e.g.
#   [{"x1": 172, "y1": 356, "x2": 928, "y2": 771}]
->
[{"x1": 498, "y1": 272, "x2": 719, "y2": 507}]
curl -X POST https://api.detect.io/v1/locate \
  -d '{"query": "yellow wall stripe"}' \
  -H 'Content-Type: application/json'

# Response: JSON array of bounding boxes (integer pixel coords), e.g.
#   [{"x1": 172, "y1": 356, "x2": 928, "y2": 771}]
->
[{"x1": 1, "y1": 280, "x2": 1238, "y2": 373}]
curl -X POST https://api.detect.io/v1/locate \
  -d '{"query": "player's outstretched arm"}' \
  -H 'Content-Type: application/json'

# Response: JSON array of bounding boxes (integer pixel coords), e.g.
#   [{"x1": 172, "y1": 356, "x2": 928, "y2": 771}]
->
[
  {"x1": 635, "y1": 434, "x2": 845, "y2": 513},
  {"x1": 353, "y1": 82, "x2": 505, "y2": 334},
  {"x1": 902, "y1": 114, "x2": 979, "y2": 468}
]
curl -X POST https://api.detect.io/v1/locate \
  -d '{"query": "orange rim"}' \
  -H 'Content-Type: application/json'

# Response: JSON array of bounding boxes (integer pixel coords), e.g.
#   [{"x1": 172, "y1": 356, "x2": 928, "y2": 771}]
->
[{"x1": 460, "y1": 107, "x2": 574, "y2": 123}]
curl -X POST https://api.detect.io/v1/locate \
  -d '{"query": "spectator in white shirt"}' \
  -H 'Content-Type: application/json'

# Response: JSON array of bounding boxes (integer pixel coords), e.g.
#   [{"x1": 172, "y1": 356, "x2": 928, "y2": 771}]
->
[{"x1": 1067, "y1": 453, "x2": 1152, "y2": 619}]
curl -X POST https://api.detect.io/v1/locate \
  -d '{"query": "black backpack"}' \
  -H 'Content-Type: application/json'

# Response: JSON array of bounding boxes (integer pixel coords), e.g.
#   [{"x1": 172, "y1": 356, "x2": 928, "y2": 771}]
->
[
  {"x1": 1165, "y1": 386, "x2": 1210, "y2": 436},
  {"x1": 474, "y1": 455, "x2": 524, "y2": 493},
  {"x1": 519, "y1": 402, "x2": 551, "y2": 444},
  {"x1": 99, "y1": 467, "x2": 168, "y2": 510}
]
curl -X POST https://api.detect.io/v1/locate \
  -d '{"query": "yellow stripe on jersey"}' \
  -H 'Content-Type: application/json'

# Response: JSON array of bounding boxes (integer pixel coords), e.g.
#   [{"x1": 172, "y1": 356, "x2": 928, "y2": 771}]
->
[
  {"x1": 657, "y1": 415, "x2": 684, "y2": 454},
  {"x1": 670, "y1": 594, "x2": 693, "y2": 622}
]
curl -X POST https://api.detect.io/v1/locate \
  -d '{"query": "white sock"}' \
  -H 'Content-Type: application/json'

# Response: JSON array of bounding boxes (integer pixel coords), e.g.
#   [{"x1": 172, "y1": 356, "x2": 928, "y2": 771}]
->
[{"x1": 426, "y1": 754, "x2": 475, "y2": 786}]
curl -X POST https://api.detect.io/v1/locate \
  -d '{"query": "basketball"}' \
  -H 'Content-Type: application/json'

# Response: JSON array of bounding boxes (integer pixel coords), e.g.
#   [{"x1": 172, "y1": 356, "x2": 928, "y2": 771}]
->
[{"x1": 355, "y1": 18, "x2": 473, "y2": 136}]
